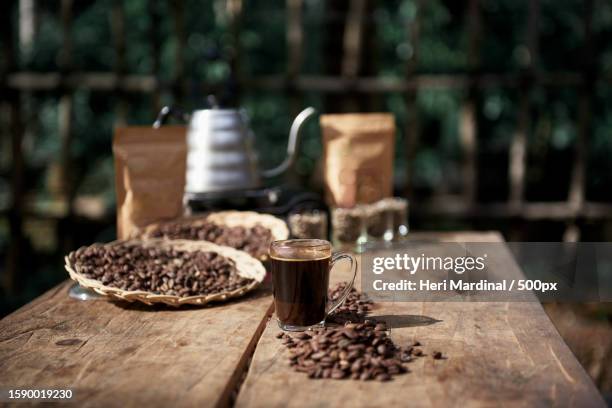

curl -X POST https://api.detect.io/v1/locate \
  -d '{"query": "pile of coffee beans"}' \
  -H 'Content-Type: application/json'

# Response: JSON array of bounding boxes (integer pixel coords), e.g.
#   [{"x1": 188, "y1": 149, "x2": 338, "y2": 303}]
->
[
  {"x1": 69, "y1": 243, "x2": 254, "y2": 296},
  {"x1": 277, "y1": 320, "x2": 438, "y2": 381},
  {"x1": 277, "y1": 283, "x2": 445, "y2": 381},
  {"x1": 147, "y1": 221, "x2": 273, "y2": 259},
  {"x1": 327, "y1": 282, "x2": 373, "y2": 323}
]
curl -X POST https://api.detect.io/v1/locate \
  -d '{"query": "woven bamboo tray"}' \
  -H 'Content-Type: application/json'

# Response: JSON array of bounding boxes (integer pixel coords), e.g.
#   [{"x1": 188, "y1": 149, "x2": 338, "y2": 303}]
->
[
  {"x1": 141, "y1": 211, "x2": 290, "y2": 260},
  {"x1": 65, "y1": 238, "x2": 266, "y2": 306}
]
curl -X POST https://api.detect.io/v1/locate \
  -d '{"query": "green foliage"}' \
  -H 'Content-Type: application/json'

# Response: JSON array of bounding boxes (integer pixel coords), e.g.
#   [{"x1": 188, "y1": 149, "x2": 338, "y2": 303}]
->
[
  {"x1": 4, "y1": 0, "x2": 612, "y2": 314},
  {"x1": 6, "y1": 0, "x2": 612, "y2": 208}
]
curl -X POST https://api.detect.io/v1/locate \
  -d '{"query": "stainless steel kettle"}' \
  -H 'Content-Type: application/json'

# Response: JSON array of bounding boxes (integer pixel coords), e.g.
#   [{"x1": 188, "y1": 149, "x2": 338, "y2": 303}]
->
[{"x1": 154, "y1": 103, "x2": 316, "y2": 197}]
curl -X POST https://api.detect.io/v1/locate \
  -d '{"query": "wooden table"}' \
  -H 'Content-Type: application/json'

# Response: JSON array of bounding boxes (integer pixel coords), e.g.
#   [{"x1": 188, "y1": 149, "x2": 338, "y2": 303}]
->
[{"x1": 0, "y1": 232, "x2": 605, "y2": 407}]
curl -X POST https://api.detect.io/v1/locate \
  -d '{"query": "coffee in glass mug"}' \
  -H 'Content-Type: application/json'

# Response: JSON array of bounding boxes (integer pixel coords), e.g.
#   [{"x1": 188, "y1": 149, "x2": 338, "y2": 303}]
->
[{"x1": 269, "y1": 239, "x2": 357, "y2": 331}]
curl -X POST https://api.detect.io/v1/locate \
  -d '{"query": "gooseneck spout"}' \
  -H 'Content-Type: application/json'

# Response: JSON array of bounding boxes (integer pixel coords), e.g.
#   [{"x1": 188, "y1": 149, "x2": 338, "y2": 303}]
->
[{"x1": 261, "y1": 106, "x2": 317, "y2": 178}]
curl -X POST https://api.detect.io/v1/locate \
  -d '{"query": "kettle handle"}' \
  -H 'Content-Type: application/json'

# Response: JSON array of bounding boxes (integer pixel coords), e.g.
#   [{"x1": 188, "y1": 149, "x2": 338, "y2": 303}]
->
[
  {"x1": 261, "y1": 106, "x2": 317, "y2": 178},
  {"x1": 152, "y1": 106, "x2": 191, "y2": 128}
]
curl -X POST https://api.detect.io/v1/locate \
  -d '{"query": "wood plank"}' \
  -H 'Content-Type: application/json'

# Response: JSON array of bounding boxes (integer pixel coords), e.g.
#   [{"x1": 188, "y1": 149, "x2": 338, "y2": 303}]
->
[
  {"x1": 0, "y1": 281, "x2": 274, "y2": 407},
  {"x1": 235, "y1": 232, "x2": 605, "y2": 407},
  {"x1": 341, "y1": 0, "x2": 366, "y2": 79},
  {"x1": 171, "y1": 0, "x2": 186, "y2": 105},
  {"x1": 8, "y1": 71, "x2": 602, "y2": 93},
  {"x1": 56, "y1": 0, "x2": 76, "y2": 256},
  {"x1": 4, "y1": 199, "x2": 612, "y2": 229},
  {"x1": 459, "y1": 0, "x2": 481, "y2": 204},
  {"x1": 508, "y1": 0, "x2": 538, "y2": 208},
  {"x1": 402, "y1": 0, "x2": 422, "y2": 197},
  {"x1": 227, "y1": 0, "x2": 244, "y2": 105},
  {"x1": 410, "y1": 200, "x2": 612, "y2": 220},
  {"x1": 1, "y1": 1, "x2": 25, "y2": 295},
  {"x1": 148, "y1": 1, "x2": 162, "y2": 116},
  {"x1": 286, "y1": 0, "x2": 303, "y2": 80},
  {"x1": 111, "y1": 0, "x2": 128, "y2": 125},
  {"x1": 565, "y1": 0, "x2": 595, "y2": 242}
]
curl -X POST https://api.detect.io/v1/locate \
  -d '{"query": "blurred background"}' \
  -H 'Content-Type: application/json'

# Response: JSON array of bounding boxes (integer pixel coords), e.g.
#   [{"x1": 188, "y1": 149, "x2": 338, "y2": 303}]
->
[{"x1": 1, "y1": 0, "x2": 611, "y2": 397}]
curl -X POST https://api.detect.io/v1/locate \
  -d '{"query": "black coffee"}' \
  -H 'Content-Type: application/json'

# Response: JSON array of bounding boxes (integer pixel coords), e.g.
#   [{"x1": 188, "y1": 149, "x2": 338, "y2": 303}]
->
[{"x1": 271, "y1": 256, "x2": 330, "y2": 327}]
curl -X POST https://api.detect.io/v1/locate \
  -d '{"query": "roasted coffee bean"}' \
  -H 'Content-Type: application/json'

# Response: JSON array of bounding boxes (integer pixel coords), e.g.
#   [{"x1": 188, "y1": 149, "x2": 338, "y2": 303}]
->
[
  {"x1": 387, "y1": 365, "x2": 400, "y2": 375},
  {"x1": 331, "y1": 369, "x2": 346, "y2": 379},
  {"x1": 70, "y1": 243, "x2": 253, "y2": 297},
  {"x1": 274, "y1": 286, "x2": 446, "y2": 382},
  {"x1": 278, "y1": 320, "x2": 410, "y2": 382},
  {"x1": 343, "y1": 328, "x2": 358, "y2": 339},
  {"x1": 337, "y1": 340, "x2": 350, "y2": 349},
  {"x1": 376, "y1": 373, "x2": 391, "y2": 382},
  {"x1": 326, "y1": 282, "x2": 374, "y2": 324},
  {"x1": 146, "y1": 220, "x2": 273, "y2": 259},
  {"x1": 295, "y1": 332, "x2": 311, "y2": 340},
  {"x1": 400, "y1": 351, "x2": 413, "y2": 363},
  {"x1": 311, "y1": 352, "x2": 326, "y2": 360}
]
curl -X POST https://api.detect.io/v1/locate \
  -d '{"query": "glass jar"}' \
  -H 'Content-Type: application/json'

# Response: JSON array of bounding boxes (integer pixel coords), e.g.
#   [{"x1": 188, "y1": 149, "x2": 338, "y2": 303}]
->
[
  {"x1": 331, "y1": 206, "x2": 366, "y2": 249},
  {"x1": 288, "y1": 210, "x2": 328, "y2": 240},
  {"x1": 376, "y1": 197, "x2": 409, "y2": 241}
]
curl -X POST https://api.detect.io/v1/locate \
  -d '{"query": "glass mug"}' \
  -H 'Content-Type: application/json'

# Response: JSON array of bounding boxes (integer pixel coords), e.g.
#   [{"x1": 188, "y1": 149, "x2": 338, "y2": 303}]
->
[{"x1": 270, "y1": 239, "x2": 357, "y2": 331}]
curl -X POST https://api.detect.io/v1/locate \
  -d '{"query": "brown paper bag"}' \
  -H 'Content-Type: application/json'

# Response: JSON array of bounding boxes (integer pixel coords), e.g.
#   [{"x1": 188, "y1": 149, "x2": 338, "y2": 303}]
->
[
  {"x1": 321, "y1": 113, "x2": 395, "y2": 207},
  {"x1": 113, "y1": 126, "x2": 187, "y2": 239}
]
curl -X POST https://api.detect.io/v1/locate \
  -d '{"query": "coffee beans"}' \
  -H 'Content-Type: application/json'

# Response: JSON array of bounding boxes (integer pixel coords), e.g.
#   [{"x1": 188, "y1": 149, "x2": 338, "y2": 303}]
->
[
  {"x1": 277, "y1": 322, "x2": 448, "y2": 381},
  {"x1": 327, "y1": 282, "x2": 373, "y2": 324},
  {"x1": 288, "y1": 211, "x2": 328, "y2": 240},
  {"x1": 69, "y1": 243, "x2": 254, "y2": 296},
  {"x1": 147, "y1": 221, "x2": 273, "y2": 259},
  {"x1": 331, "y1": 207, "x2": 364, "y2": 244},
  {"x1": 276, "y1": 284, "x2": 446, "y2": 381},
  {"x1": 278, "y1": 320, "x2": 411, "y2": 381}
]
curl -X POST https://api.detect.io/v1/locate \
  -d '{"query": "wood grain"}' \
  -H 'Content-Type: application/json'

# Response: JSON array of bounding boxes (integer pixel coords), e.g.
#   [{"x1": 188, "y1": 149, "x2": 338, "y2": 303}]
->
[
  {"x1": 235, "y1": 232, "x2": 605, "y2": 408},
  {"x1": 0, "y1": 282, "x2": 273, "y2": 407},
  {"x1": 0, "y1": 232, "x2": 604, "y2": 407}
]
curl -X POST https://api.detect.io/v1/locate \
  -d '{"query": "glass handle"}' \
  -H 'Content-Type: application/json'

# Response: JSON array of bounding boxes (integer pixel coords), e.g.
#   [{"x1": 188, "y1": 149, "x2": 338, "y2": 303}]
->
[{"x1": 326, "y1": 252, "x2": 358, "y2": 316}]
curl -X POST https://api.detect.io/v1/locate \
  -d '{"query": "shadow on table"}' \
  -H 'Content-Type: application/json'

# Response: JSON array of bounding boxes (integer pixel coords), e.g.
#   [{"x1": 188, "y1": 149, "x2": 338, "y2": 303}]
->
[{"x1": 368, "y1": 314, "x2": 442, "y2": 329}]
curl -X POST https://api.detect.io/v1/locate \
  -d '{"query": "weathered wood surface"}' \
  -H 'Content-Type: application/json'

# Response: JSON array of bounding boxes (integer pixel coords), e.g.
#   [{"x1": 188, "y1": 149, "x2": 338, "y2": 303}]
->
[
  {"x1": 0, "y1": 232, "x2": 604, "y2": 407},
  {"x1": 236, "y1": 232, "x2": 605, "y2": 408},
  {"x1": 0, "y1": 281, "x2": 273, "y2": 407}
]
